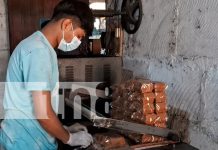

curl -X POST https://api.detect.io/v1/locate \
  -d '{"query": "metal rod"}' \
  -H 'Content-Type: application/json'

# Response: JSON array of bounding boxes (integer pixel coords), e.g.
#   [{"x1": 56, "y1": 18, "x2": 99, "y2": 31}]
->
[
  {"x1": 92, "y1": 10, "x2": 126, "y2": 17},
  {"x1": 65, "y1": 100, "x2": 180, "y2": 141}
]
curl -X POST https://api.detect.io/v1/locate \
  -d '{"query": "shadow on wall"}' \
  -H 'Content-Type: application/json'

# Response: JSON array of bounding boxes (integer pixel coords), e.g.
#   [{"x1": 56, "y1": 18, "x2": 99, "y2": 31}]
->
[{"x1": 168, "y1": 107, "x2": 190, "y2": 144}]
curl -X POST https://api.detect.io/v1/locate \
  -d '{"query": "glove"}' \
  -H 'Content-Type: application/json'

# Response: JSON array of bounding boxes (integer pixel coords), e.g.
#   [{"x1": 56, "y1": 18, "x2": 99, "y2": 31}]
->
[
  {"x1": 64, "y1": 123, "x2": 88, "y2": 133},
  {"x1": 67, "y1": 131, "x2": 93, "y2": 148}
]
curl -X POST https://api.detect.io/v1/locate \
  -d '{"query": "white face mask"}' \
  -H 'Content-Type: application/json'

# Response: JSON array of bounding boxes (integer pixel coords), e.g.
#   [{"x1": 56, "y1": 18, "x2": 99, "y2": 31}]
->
[{"x1": 58, "y1": 28, "x2": 81, "y2": 52}]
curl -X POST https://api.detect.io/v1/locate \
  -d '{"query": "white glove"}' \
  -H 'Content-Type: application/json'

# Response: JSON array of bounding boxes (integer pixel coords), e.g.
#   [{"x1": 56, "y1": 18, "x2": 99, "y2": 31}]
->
[
  {"x1": 64, "y1": 123, "x2": 88, "y2": 133},
  {"x1": 67, "y1": 131, "x2": 93, "y2": 148}
]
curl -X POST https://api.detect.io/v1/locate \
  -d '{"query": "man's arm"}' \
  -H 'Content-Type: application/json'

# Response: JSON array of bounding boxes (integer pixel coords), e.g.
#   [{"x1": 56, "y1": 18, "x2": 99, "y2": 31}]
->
[{"x1": 32, "y1": 91, "x2": 69, "y2": 144}]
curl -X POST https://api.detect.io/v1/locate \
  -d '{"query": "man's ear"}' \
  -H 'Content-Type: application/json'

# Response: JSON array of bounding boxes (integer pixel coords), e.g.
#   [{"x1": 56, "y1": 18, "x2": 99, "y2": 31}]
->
[{"x1": 61, "y1": 19, "x2": 72, "y2": 31}]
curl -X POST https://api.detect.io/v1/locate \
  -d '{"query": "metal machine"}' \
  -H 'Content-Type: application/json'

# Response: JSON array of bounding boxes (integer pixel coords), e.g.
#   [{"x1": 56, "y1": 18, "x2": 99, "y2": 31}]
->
[
  {"x1": 92, "y1": 0, "x2": 143, "y2": 34},
  {"x1": 58, "y1": 57, "x2": 122, "y2": 84},
  {"x1": 64, "y1": 97, "x2": 199, "y2": 150},
  {"x1": 57, "y1": 1, "x2": 198, "y2": 149}
]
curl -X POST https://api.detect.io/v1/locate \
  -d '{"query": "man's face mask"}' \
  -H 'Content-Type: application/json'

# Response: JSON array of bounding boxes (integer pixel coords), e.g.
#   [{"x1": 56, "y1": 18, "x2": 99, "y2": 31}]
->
[{"x1": 58, "y1": 25, "x2": 81, "y2": 52}]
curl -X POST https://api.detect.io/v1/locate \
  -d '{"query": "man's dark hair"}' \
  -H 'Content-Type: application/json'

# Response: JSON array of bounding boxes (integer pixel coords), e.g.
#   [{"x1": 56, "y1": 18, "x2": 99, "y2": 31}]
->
[{"x1": 52, "y1": 0, "x2": 94, "y2": 35}]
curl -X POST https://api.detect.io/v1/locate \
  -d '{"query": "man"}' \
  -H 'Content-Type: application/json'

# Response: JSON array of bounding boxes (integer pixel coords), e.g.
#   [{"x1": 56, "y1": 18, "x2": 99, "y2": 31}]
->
[{"x1": 0, "y1": 0, "x2": 94, "y2": 149}]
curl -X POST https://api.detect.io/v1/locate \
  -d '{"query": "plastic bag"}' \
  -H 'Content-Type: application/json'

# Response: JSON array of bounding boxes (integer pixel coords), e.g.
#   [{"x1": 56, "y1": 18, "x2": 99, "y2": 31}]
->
[
  {"x1": 154, "y1": 92, "x2": 167, "y2": 103},
  {"x1": 93, "y1": 133, "x2": 129, "y2": 150},
  {"x1": 153, "y1": 82, "x2": 168, "y2": 92},
  {"x1": 155, "y1": 102, "x2": 167, "y2": 113}
]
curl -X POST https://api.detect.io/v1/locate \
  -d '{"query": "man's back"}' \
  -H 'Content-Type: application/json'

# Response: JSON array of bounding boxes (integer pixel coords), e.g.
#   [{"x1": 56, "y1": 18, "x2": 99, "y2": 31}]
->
[{"x1": 0, "y1": 31, "x2": 59, "y2": 150}]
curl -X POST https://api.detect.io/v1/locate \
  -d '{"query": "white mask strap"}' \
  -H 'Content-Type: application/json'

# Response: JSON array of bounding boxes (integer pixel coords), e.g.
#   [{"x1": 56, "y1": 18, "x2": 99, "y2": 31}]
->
[
  {"x1": 71, "y1": 23, "x2": 75, "y2": 37},
  {"x1": 62, "y1": 30, "x2": 65, "y2": 39}
]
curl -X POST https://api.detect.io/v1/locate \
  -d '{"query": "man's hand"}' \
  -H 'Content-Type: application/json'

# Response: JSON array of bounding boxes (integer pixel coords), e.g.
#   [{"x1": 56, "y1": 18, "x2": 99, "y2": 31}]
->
[
  {"x1": 64, "y1": 123, "x2": 88, "y2": 133},
  {"x1": 67, "y1": 131, "x2": 93, "y2": 148},
  {"x1": 32, "y1": 91, "x2": 70, "y2": 144}
]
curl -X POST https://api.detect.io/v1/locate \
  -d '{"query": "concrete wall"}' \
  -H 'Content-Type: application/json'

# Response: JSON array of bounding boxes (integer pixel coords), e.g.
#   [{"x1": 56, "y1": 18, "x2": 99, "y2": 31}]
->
[
  {"x1": 0, "y1": 0, "x2": 9, "y2": 82},
  {"x1": 123, "y1": 0, "x2": 218, "y2": 149},
  {"x1": 0, "y1": 0, "x2": 9, "y2": 120}
]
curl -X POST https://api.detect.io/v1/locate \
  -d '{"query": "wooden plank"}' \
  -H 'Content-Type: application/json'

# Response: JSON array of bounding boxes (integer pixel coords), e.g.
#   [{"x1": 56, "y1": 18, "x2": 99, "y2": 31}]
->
[
  {"x1": 7, "y1": 0, "x2": 23, "y2": 52},
  {"x1": 78, "y1": 0, "x2": 89, "y2": 4},
  {"x1": 44, "y1": 0, "x2": 61, "y2": 19},
  {"x1": 7, "y1": 0, "x2": 61, "y2": 54}
]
